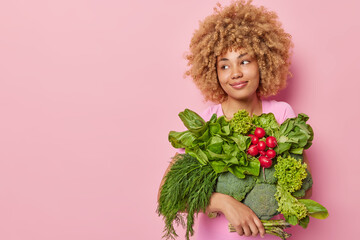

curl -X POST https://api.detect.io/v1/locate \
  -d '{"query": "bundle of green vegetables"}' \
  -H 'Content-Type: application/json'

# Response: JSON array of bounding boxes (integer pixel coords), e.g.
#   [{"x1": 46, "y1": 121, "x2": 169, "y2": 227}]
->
[{"x1": 157, "y1": 109, "x2": 328, "y2": 240}]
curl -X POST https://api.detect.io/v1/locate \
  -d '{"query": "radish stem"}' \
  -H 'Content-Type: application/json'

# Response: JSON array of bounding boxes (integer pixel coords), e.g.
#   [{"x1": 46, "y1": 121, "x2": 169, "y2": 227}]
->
[{"x1": 263, "y1": 167, "x2": 266, "y2": 181}]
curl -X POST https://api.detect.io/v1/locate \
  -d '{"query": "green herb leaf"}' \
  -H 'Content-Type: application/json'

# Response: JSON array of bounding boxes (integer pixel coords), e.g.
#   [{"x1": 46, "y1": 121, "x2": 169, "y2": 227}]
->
[
  {"x1": 157, "y1": 154, "x2": 218, "y2": 240},
  {"x1": 298, "y1": 199, "x2": 329, "y2": 219}
]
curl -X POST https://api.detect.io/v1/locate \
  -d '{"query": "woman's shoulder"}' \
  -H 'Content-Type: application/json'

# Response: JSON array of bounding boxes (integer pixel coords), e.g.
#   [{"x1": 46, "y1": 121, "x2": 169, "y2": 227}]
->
[{"x1": 262, "y1": 100, "x2": 296, "y2": 124}]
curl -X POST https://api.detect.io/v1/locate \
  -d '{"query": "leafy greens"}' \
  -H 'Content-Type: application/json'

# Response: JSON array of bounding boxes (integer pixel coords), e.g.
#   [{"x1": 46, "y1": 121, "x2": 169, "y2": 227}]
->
[
  {"x1": 157, "y1": 154, "x2": 218, "y2": 240},
  {"x1": 169, "y1": 109, "x2": 314, "y2": 179},
  {"x1": 160, "y1": 108, "x2": 328, "y2": 240}
]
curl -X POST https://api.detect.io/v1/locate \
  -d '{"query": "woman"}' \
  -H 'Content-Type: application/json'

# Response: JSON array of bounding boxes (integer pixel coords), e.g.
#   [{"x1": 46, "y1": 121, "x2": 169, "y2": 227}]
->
[{"x1": 159, "y1": 1, "x2": 311, "y2": 239}]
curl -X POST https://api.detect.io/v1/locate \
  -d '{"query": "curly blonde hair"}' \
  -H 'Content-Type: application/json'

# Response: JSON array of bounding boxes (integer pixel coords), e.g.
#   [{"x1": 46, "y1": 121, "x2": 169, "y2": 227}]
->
[{"x1": 185, "y1": 0, "x2": 293, "y2": 103}]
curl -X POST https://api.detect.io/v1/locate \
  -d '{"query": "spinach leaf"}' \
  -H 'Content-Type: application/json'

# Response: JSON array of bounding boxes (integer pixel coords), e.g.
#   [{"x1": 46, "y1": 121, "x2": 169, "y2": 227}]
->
[
  {"x1": 179, "y1": 109, "x2": 207, "y2": 136},
  {"x1": 186, "y1": 147, "x2": 208, "y2": 165},
  {"x1": 298, "y1": 199, "x2": 329, "y2": 219},
  {"x1": 207, "y1": 136, "x2": 224, "y2": 154},
  {"x1": 168, "y1": 131, "x2": 197, "y2": 148},
  {"x1": 230, "y1": 133, "x2": 251, "y2": 151},
  {"x1": 228, "y1": 158, "x2": 260, "y2": 178},
  {"x1": 276, "y1": 114, "x2": 314, "y2": 156},
  {"x1": 209, "y1": 160, "x2": 228, "y2": 173}
]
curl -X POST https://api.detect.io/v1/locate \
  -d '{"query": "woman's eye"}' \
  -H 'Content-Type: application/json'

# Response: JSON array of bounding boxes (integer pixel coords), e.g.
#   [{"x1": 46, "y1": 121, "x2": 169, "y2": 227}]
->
[
  {"x1": 221, "y1": 65, "x2": 229, "y2": 69},
  {"x1": 242, "y1": 60, "x2": 250, "y2": 65}
]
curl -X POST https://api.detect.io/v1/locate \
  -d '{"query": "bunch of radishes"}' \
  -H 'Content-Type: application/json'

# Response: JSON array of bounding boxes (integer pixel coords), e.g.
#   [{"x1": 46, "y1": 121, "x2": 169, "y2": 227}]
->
[{"x1": 247, "y1": 127, "x2": 277, "y2": 169}]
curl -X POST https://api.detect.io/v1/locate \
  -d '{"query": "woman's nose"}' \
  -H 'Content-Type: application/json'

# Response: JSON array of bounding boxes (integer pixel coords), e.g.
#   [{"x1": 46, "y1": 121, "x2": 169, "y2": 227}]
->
[{"x1": 231, "y1": 66, "x2": 243, "y2": 79}]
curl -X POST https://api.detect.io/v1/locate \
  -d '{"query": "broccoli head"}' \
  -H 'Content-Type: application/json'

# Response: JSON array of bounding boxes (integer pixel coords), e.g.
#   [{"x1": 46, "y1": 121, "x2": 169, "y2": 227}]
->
[
  {"x1": 216, "y1": 172, "x2": 256, "y2": 201},
  {"x1": 243, "y1": 183, "x2": 279, "y2": 220}
]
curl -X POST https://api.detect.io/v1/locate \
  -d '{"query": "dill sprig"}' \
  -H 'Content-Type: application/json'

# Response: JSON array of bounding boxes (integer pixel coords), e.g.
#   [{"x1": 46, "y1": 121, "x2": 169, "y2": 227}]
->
[{"x1": 157, "y1": 154, "x2": 218, "y2": 240}]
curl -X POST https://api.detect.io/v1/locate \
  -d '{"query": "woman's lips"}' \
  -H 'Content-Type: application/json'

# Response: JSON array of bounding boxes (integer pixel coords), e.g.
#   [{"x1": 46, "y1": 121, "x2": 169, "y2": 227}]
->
[{"x1": 230, "y1": 81, "x2": 248, "y2": 89}]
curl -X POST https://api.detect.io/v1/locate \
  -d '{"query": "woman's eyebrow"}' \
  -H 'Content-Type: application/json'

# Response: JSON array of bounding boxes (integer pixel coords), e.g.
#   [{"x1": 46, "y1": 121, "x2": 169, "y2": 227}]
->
[
  {"x1": 238, "y1": 53, "x2": 248, "y2": 58},
  {"x1": 218, "y1": 53, "x2": 248, "y2": 62}
]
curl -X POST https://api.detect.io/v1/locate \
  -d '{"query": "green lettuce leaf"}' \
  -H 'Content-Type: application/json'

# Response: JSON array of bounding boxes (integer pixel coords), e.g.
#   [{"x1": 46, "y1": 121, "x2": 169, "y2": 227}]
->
[
  {"x1": 252, "y1": 113, "x2": 279, "y2": 136},
  {"x1": 207, "y1": 136, "x2": 224, "y2": 154},
  {"x1": 222, "y1": 142, "x2": 239, "y2": 157},
  {"x1": 216, "y1": 116, "x2": 231, "y2": 136},
  {"x1": 168, "y1": 131, "x2": 197, "y2": 148},
  {"x1": 209, "y1": 160, "x2": 228, "y2": 173},
  {"x1": 228, "y1": 158, "x2": 260, "y2": 178},
  {"x1": 229, "y1": 110, "x2": 253, "y2": 135},
  {"x1": 276, "y1": 114, "x2": 314, "y2": 156},
  {"x1": 230, "y1": 133, "x2": 251, "y2": 151},
  {"x1": 186, "y1": 147, "x2": 208, "y2": 165}
]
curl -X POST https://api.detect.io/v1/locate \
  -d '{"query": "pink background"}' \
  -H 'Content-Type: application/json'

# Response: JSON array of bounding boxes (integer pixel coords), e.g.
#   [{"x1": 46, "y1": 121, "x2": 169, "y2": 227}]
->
[{"x1": 1, "y1": 0, "x2": 359, "y2": 239}]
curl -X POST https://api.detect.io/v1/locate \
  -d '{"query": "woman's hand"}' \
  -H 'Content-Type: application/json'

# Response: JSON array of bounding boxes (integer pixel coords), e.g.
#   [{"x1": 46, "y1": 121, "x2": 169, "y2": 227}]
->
[{"x1": 207, "y1": 192, "x2": 265, "y2": 238}]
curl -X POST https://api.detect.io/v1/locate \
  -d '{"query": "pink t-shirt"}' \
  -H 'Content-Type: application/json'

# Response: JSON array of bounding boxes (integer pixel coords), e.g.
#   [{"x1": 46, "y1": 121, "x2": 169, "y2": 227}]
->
[
  {"x1": 195, "y1": 100, "x2": 296, "y2": 240},
  {"x1": 200, "y1": 100, "x2": 295, "y2": 124}
]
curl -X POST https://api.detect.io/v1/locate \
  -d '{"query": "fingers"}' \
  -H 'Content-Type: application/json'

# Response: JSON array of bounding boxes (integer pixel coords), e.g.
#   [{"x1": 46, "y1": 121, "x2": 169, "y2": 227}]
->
[
  {"x1": 254, "y1": 217, "x2": 265, "y2": 238},
  {"x1": 248, "y1": 222, "x2": 259, "y2": 237},
  {"x1": 234, "y1": 219, "x2": 264, "y2": 237},
  {"x1": 222, "y1": 198, "x2": 265, "y2": 237},
  {"x1": 242, "y1": 224, "x2": 252, "y2": 237},
  {"x1": 234, "y1": 223, "x2": 255, "y2": 237},
  {"x1": 235, "y1": 226, "x2": 244, "y2": 236}
]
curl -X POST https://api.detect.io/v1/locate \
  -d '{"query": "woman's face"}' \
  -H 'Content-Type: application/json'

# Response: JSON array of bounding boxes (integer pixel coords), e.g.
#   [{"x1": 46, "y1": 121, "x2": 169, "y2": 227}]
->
[{"x1": 216, "y1": 49, "x2": 260, "y2": 101}]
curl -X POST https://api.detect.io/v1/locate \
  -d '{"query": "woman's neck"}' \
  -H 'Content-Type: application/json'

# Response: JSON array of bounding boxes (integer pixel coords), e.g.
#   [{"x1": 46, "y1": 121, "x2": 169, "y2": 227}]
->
[{"x1": 221, "y1": 95, "x2": 262, "y2": 119}]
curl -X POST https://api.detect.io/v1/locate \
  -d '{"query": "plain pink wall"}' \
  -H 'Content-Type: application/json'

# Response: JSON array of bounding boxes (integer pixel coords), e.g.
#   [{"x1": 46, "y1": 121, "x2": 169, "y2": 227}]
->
[{"x1": 1, "y1": 0, "x2": 359, "y2": 239}]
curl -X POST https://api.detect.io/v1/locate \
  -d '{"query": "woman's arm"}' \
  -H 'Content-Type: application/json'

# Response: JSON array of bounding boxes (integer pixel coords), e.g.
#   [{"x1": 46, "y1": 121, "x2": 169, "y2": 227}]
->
[
  {"x1": 206, "y1": 192, "x2": 265, "y2": 237},
  {"x1": 158, "y1": 154, "x2": 265, "y2": 237}
]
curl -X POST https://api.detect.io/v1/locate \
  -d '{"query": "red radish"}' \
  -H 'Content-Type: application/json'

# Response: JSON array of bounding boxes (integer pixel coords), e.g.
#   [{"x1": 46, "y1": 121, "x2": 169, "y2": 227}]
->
[
  {"x1": 247, "y1": 145, "x2": 259, "y2": 156},
  {"x1": 254, "y1": 127, "x2": 266, "y2": 138},
  {"x1": 259, "y1": 156, "x2": 272, "y2": 168},
  {"x1": 266, "y1": 149, "x2": 276, "y2": 159},
  {"x1": 250, "y1": 136, "x2": 259, "y2": 145},
  {"x1": 266, "y1": 136, "x2": 277, "y2": 148},
  {"x1": 259, "y1": 150, "x2": 266, "y2": 156},
  {"x1": 257, "y1": 141, "x2": 266, "y2": 151}
]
